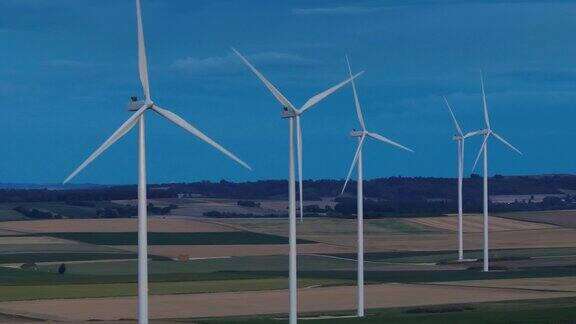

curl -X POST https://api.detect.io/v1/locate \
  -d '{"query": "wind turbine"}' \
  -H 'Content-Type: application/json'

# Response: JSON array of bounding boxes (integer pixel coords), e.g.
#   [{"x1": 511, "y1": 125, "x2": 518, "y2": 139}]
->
[
  {"x1": 234, "y1": 49, "x2": 362, "y2": 324},
  {"x1": 63, "y1": 1, "x2": 251, "y2": 323},
  {"x1": 340, "y1": 56, "x2": 413, "y2": 317},
  {"x1": 442, "y1": 97, "x2": 478, "y2": 261},
  {"x1": 471, "y1": 71, "x2": 522, "y2": 272}
]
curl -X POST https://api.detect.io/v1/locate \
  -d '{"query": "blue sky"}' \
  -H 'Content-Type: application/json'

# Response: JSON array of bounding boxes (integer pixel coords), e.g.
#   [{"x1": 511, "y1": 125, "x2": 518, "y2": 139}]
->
[{"x1": 1, "y1": 0, "x2": 575, "y2": 184}]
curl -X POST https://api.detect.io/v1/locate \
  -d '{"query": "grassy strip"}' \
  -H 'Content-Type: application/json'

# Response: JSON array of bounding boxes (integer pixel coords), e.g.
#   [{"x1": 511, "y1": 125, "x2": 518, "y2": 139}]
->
[
  {"x1": 41, "y1": 232, "x2": 315, "y2": 245},
  {"x1": 329, "y1": 247, "x2": 576, "y2": 263},
  {"x1": 229, "y1": 266, "x2": 576, "y2": 284},
  {"x1": 0, "y1": 278, "x2": 351, "y2": 302},
  {"x1": 0, "y1": 267, "x2": 275, "y2": 286},
  {"x1": 0, "y1": 252, "x2": 157, "y2": 264},
  {"x1": 182, "y1": 296, "x2": 576, "y2": 323}
]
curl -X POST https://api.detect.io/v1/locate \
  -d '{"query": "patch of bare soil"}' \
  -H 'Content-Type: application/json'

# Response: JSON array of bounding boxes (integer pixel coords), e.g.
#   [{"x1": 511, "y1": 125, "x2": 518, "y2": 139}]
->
[{"x1": 0, "y1": 282, "x2": 573, "y2": 321}]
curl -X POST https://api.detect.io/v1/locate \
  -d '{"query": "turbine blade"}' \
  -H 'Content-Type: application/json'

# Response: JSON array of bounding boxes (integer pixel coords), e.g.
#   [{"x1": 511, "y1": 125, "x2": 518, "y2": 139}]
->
[
  {"x1": 492, "y1": 132, "x2": 522, "y2": 155},
  {"x1": 471, "y1": 135, "x2": 489, "y2": 172},
  {"x1": 296, "y1": 116, "x2": 304, "y2": 221},
  {"x1": 64, "y1": 105, "x2": 147, "y2": 184},
  {"x1": 232, "y1": 48, "x2": 296, "y2": 111},
  {"x1": 480, "y1": 70, "x2": 490, "y2": 130},
  {"x1": 299, "y1": 71, "x2": 364, "y2": 114},
  {"x1": 346, "y1": 56, "x2": 366, "y2": 130},
  {"x1": 152, "y1": 105, "x2": 251, "y2": 170},
  {"x1": 367, "y1": 132, "x2": 414, "y2": 153},
  {"x1": 464, "y1": 130, "x2": 482, "y2": 138},
  {"x1": 136, "y1": 0, "x2": 150, "y2": 101},
  {"x1": 341, "y1": 135, "x2": 366, "y2": 195},
  {"x1": 443, "y1": 96, "x2": 463, "y2": 136}
]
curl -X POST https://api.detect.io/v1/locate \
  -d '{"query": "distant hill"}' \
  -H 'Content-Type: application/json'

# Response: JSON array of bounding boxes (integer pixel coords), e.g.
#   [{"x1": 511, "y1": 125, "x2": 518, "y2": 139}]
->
[
  {"x1": 2, "y1": 174, "x2": 576, "y2": 218},
  {"x1": 0, "y1": 183, "x2": 107, "y2": 190}
]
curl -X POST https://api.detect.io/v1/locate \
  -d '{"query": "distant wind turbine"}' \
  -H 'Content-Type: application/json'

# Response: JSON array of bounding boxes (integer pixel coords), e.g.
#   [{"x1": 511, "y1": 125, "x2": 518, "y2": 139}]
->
[
  {"x1": 63, "y1": 1, "x2": 250, "y2": 322},
  {"x1": 341, "y1": 56, "x2": 413, "y2": 318},
  {"x1": 471, "y1": 71, "x2": 522, "y2": 272},
  {"x1": 234, "y1": 48, "x2": 361, "y2": 324},
  {"x1": 442, "y1": 97, "x2": 478, "y2": 261}
]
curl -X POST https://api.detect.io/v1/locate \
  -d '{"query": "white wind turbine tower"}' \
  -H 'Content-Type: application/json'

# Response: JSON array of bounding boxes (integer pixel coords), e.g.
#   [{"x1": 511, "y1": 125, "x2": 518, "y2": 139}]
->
[
  {"x1": 341, "y1": 57, "x2": 413, "y2": 317},
  {"x1": 471, "y1": 71, "x2": 522, "y2": 272},
  {"x1": 234, "y1": 49, "x2": 362, "y2": 324},
  {"x1": 442, "y1": 97, "x2": 478, "y2": 261},
  {"x1": 63, "y1": 1, "x2": 251, "y2": 323}
]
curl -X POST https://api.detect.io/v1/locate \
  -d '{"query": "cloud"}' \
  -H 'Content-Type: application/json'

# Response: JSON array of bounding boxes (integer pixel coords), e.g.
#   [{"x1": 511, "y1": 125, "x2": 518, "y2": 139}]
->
[
  {"x1": 170, "y1": 51, "x2": 317, "y2": 75},
  {"x1": 44, "y1": 59, "x2": 95, "y2": 69}
]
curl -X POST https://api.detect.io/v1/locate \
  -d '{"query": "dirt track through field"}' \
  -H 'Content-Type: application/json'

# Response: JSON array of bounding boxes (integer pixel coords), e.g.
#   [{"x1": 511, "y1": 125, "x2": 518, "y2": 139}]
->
[{"x1": 0, "y1": 282, "x2": 573, "y2": 321}]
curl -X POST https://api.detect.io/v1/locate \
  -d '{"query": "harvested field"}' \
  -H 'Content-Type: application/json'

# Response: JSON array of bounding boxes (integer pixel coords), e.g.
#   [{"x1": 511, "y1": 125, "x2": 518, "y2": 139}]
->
[
  {"x1": 210, "y1": 217, "x2": 438, "y2": 247},
  {"x1": 0, "y1": 243, "x2": 122, "y2": 254},
  {"x1": 0, "y1": 218, "x2": 234, "y2": 234},
  {"x1": 0, "y1": 236, "x2": 71, "y2": 245},
  {"x1": 111, "y1": 228, "x2": 576, "y2": 259},
  {"x1": 358, "y1": 228, "x2": 576, "y2": 252},
  {"x1": 432, "y1": 276, "x2": 576, "y2": 293},
  {"x1": 407, "y1": 214, "x2": 557, "y2": 233},
  {"x1": 0, "y1": 282, "x2": 573, "y2": 321},
  {"x1": 115, "y1": 243, "x2": 351, "y2": 259},
  {"x1": 496, "y1": 210, "x2": 576, "y2": 228}
]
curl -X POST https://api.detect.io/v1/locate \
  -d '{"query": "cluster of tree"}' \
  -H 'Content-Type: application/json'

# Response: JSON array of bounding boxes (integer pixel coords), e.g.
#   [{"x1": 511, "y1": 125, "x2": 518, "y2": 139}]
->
[
  {"x1": 95, "y1": 205, "x2": 137, "y2": 218},
  {"x1": 95, "y1": 203, "x2": 178, "y2": 218},
  {"x1": 13, "y1": 206, "x2": 61, "y2": 219},
  {"x1": 203, "y1": 211, "x2": 286, "y2": 218},
  {"x1": 149, "y1": 203, "x2": 178, "y2": 215},
  {"x1": 237, "y1": 200, "x2": 261, "y2": 208},
  {"x1": 332, "y1": 194, "x2": 576, "y2": 217},
  {"x1": 3, "y1": 174, "x2": 576, "y2": 218},
  {"x1": 65, "y1": 200, "x2": 96, "y2": 207},
  {"x1": 2, "y1": 174, "x2": 576, "y2": 203}
]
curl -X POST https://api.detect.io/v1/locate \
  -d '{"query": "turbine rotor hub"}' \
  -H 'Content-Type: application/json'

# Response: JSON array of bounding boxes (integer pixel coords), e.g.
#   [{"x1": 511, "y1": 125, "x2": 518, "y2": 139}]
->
[
  {"x1": 350, "y1": 130, "x2": 364, "y2": 137},
  {"x1": 280, "y1": 106, "x2": 297, "y2": 119}
]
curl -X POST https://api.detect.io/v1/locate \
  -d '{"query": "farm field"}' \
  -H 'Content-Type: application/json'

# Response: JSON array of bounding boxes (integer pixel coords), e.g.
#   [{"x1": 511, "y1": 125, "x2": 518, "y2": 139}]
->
[
  {"x1": 1, "y1": 203, "x2": 576, "y2": 322},
  {"x1": 184, "y1": 297, "x2": 576, "y2": 324},
  {"x1": 496, "y1": 209, "x2": 576, "y2": 228},
  {"x1": 0, "y1": 218, "x2": 236, "y2": 233},
  {"x1": 0, "y1": 280, "x2": 575, "y2": 321}
]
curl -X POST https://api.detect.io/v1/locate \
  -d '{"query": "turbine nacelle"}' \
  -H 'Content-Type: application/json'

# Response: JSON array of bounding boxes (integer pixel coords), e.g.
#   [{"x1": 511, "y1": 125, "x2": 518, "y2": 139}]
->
[
  {"x1": 127, "y1": 96, "x2": 153, "y2": 111},
  {"x1": 280, "y1": 106, "x2": 297, "y2": 118},
  {"x1": 128, "y1": 96, "x2": 146, "y2": 111},
  {"x1": 350, "y1": 130, "x2": 365, "y2": 137},
  {"x1": 479, "y1": 129, "x2": 491, "y2": 136}
]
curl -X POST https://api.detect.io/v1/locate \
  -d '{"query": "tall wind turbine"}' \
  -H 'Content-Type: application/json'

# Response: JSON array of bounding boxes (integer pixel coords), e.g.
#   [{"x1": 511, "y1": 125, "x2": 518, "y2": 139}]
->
[
  {"x1": 471, "y1": 72, "x2": 522, "y2": 272},
  {"x1": 234, "y1": 49, "x2": 362, "y2": 324},
  {"x1": 442, "y1": 97, "x2": 479, "y2": 261},
  {"x1": 63, "y1": 1, "x2": 251, "y2": 322},
  {"x1": 341, "y1": 57, "x2": 413, "y2": 317}
]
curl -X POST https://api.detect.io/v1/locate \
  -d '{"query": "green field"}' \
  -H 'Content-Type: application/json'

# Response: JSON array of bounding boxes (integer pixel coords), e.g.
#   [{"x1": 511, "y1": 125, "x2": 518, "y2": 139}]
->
[
  {"x1": 185, "y1": 297, "x2": 576, "y2": 323},
  {"x1": 41, "y1": 232, "x2": 315, "y2": 245},
  {"x1": 236, "y1": 266, "x2": 576, "y2": 284},
  {"x1": 35, "y1": 255, "x2": 361, "y2": 276},
  {"x1": 0, "y1": 252, "x2": 147, "y2": 264},
  {"x1": 0, "y1": 277, "x2": 351, "y2": 302},
  {"x1": 329, "y1": 247, "x2": 576, "y2": 264},
  {"x1": 0, "y1": 208, "x2": 26, "y2": 221}
]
